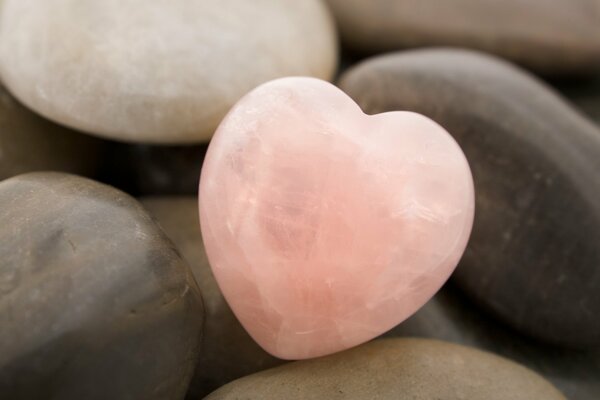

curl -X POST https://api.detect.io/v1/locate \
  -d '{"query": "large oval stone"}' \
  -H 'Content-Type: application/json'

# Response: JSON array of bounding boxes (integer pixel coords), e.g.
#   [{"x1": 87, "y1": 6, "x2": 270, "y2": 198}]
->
[
  {"x1": 0, "y1": 173, "x2": 204, "y2": 399},
  {"x1": 0, "y1": 0, "x2": 337, "y2": 143},
  {"x1": 200, "y1": 77, "x2": 474, "y2": 359},
  {"x1": 388, "y1": 285, "x2": 600, "y2": 400},
  {"x1": 141, "y1": 197, "x2": 284, "y2": 398},
  {"x1": 204, "y1": 338, "x2": 566, "y2": 400},
  {"x1": 0, "y1": 85, "x2": 102, "y2": 180},
  {"x1": 325, "y1": 0, "x2": 600, "y2": 75},
  {"x1": 339, "y1": 49, "x2": 600, "y2": 347}
]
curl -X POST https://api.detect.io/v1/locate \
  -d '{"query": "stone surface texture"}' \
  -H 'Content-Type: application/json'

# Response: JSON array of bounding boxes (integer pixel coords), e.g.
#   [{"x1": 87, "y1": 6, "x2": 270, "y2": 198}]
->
[
  {"x1": 0, "y1": 173, "x2": 203, "y2": 399},
  {"x1": 199, "y1": 77, "x2": 474, "y2": 359},
  {"x1": 0, "y1": 85, "x2": 102, "y2": 180},
  {"x1": 388, "y1": 285, "x2": 600, "y2": 400},
  {"x1": 325, "y1": 0, "x2": 600, "y2": 75},
  {"x1": 204, "y1": 338, "x2": 566, "y2": 400},
  {"x1": 339, "y1": 49, "x2": 600, "y2": 347},
  {"x1": 0, "y1": 0, "x2": 337, "y2": 143},
  {"x1": 141, "y1": 197, "x2": 284, "y2": 398}
]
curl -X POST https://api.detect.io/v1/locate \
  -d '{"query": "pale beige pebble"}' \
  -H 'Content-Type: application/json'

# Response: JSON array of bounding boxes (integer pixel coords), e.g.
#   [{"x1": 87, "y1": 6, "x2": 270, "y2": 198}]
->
[
  {"x1": 204, "y1": 338, "x2": 567, "y2": 400},
  {"x1": 0, "y1": 0, "x2": 337, "y2": 144}
]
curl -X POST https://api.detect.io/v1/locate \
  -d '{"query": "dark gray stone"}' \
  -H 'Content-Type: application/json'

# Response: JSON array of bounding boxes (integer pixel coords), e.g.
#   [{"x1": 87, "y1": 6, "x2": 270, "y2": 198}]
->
[{"x1": 0, "y1": 173, "x2": 204, "y2": 399}]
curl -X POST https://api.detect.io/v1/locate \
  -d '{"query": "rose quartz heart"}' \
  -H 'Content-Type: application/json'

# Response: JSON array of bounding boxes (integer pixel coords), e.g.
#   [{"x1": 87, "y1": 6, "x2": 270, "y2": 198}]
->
[{"x1": 199, "y1": 77, "x2": 474, "y2": 360}]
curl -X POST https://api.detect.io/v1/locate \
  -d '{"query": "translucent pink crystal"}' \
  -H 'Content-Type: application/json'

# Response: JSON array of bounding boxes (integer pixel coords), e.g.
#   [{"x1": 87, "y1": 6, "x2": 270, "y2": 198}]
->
[{"x1": 199, "y1": 77, "x2": 475, "y2": 359}]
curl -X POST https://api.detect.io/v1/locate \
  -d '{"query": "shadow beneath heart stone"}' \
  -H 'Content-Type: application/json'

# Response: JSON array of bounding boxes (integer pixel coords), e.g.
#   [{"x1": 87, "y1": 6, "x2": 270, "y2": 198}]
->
[{"x1": 97, "y1": 142, "x2": 209, "y2": 197}]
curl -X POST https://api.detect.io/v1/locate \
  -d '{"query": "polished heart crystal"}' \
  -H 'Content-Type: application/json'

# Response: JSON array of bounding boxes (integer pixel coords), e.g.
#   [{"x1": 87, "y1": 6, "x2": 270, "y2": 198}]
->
[{"x1": 199, "y1": 77, "x2": 475, "y2": 359}]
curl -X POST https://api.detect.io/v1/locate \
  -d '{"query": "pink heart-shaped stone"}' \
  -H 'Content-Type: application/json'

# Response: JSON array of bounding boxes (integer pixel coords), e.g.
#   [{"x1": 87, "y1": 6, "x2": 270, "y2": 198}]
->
[{"x1": 199, "y1": 77, "x2": 474, "y2": 360}]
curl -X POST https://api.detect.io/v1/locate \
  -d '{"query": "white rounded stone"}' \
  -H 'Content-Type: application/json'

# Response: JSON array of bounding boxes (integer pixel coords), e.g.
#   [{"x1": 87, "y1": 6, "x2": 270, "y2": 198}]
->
[{"x1": 0, "y1": 0, "x2": 337, "y2": 143}]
